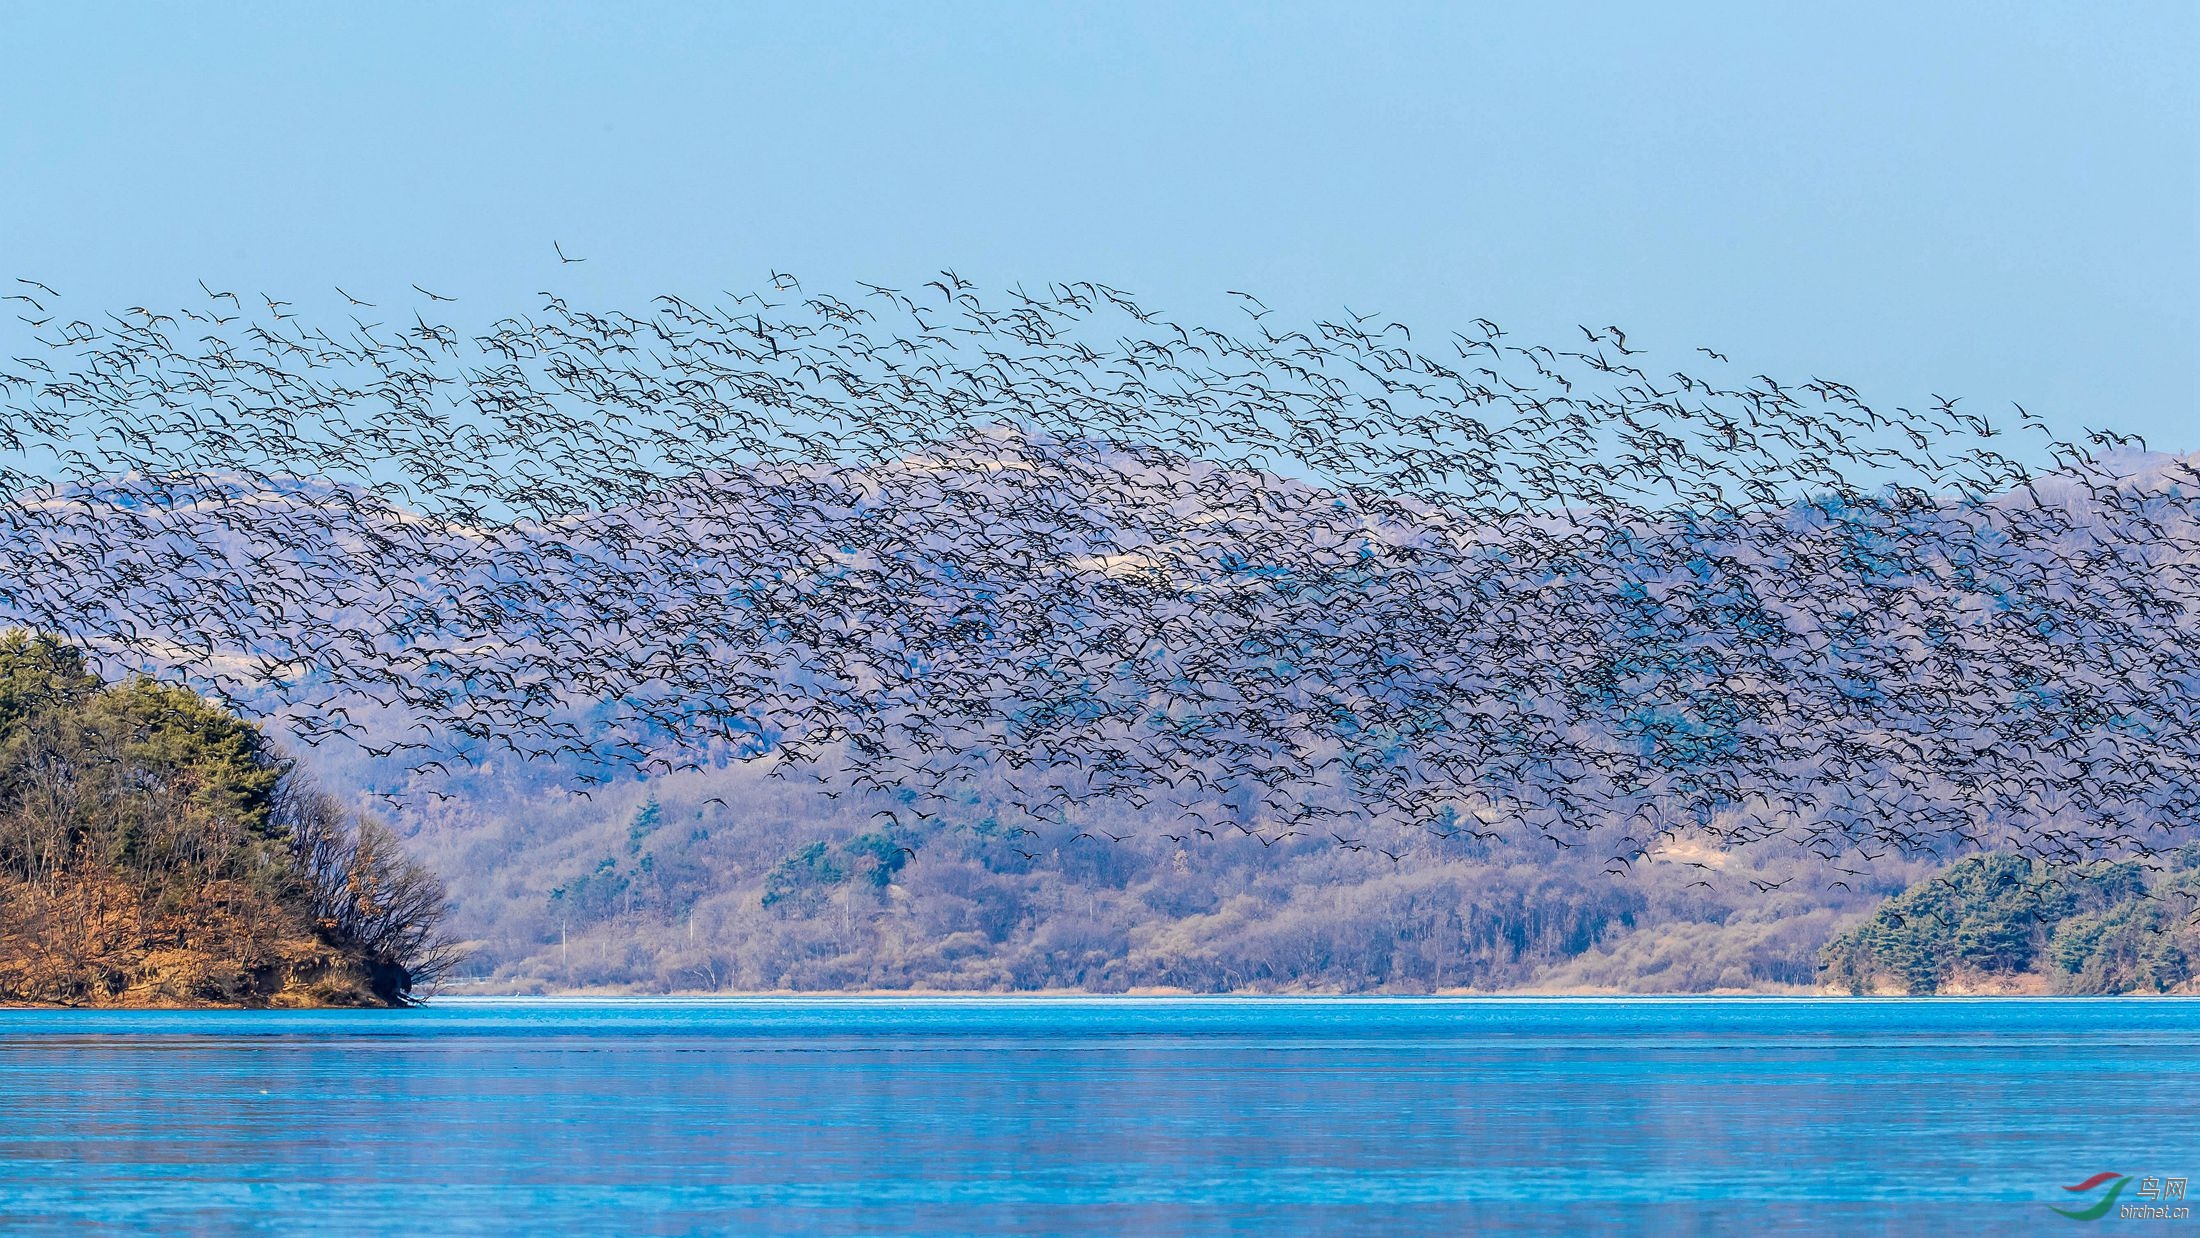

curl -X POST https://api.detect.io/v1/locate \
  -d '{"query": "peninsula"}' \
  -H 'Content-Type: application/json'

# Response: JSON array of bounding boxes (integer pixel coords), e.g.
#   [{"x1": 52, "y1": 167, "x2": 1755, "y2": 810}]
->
[{"x1": 0, "y1": 632, "x2": 456, "y2": 1007}]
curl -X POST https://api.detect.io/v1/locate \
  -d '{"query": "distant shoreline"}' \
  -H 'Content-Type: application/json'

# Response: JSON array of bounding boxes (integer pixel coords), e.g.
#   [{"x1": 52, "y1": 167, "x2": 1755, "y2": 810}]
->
[
  {"x1": 432, "y1": 984, "x2": 1816, "y2": 999},
  {"x1": 421, "y1": 987, "x2": 2195, "y2": 1001},
  {"x1": 10, "y1": 990, "x2": 2195, "y2": 1010}
]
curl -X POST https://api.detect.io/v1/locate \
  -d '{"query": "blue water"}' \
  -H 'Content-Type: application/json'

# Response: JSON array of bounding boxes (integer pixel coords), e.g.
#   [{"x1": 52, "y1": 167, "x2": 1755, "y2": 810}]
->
[{"x1": 0, "y1": 998, "x2": 2194, "y2": 1235}]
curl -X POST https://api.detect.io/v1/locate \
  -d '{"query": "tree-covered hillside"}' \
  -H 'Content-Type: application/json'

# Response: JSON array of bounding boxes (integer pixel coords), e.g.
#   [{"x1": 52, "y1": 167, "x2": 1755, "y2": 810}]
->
[
  {"x1": 7, "y1": 444, "x2": 2195, "y2": 995},
  {"x1": 1819, "y1": 851, "x2": 2200, "y2": 994},
  {"x1": 0, "y1": 632, "x2": 457, "y2": 1006},
  {"x1": 15, "y1": 630, "x2": 2191, "y2": 998},
  {"x1": 357, "y1": 753, "x2": 1933, "y2": 994}
]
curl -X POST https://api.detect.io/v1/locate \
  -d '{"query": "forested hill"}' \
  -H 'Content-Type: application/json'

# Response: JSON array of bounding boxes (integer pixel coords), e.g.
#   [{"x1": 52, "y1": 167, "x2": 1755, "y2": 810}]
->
[
  {"x1": 0, "y1": 633, "x2": 455, "y2": 1006},
  {"x1": 5, "y1": 442, "x2": 2197, "y2": 994},
  {"x1": 1822, "y1": 851, "x2": 2200, "y2": 995},
  {"x1": 297, "y1": 757, "x2": 2197, "y2": 997}
]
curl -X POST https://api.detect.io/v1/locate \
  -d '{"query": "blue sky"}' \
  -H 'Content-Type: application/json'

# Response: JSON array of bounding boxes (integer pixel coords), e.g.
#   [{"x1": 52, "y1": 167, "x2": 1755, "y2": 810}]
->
[{"x1": 3, "y1": 2, "x2": 2192, "y2": 449}]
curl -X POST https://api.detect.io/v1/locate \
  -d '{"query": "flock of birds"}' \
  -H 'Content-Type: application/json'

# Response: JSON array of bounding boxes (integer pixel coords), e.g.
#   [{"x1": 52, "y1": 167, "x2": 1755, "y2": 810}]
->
[{"x1": 0, "y1": 270, "x2": 2194, "y2": 910}]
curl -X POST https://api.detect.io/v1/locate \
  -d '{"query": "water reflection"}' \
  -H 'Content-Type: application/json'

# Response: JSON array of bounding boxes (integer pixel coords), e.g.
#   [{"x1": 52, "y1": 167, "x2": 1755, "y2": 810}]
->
[{"x1": 0, "y1": 999, "x2": 2192, "y2": 1235}]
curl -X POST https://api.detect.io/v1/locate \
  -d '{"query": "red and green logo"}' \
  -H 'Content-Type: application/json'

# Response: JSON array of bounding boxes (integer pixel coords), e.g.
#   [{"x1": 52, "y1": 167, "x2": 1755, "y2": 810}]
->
[{"x1": 2051, "y1": 1172, "x2": 2131, "y2": 1221}]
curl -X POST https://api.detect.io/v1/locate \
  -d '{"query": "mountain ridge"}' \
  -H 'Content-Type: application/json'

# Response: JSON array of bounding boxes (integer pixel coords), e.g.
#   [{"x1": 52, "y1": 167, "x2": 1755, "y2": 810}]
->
[{"x1": 5, "y1": 438, "x2": 2189, "y2": 991}]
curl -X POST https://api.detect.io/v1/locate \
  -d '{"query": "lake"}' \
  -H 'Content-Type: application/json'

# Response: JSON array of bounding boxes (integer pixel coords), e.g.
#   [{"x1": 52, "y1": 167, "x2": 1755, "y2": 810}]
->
[{"x1": 0, "y1": 997, "x2": 2193, "y2": 1234}]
